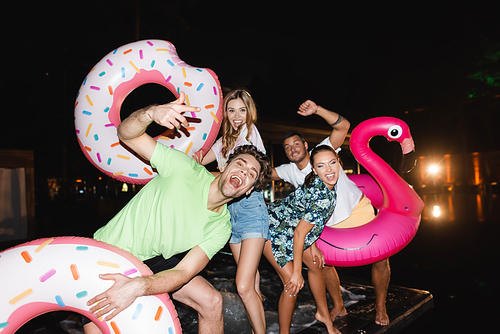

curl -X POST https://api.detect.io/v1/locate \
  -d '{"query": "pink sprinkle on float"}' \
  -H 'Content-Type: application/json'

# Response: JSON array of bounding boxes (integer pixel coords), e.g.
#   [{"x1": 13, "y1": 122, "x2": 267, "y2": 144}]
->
[
  {"x1": 139, "y1": 50, "x2": 143, "y2": 59},
  {"x1": 97, "y1": 152, "x2": 102, "y2": 163},
  {"x1": 147, "y1": 41, "x2": 154, "y2": 46},
  {"x1": 165, "y1": 75, "x2": 172, "y2": 83},
  {"x1": 90, "y1": 86, "x2": 100, "y2": 91},
  {"x1": 213, "y1": 86, "x2": 218, "y2": 95},
  {"x1": 123, "y1": 268, "x2": 138, "y2": 276},
  {"x1": 40, "y1": 268, "x2": 56, "y2": 283},
  {"x1": 106, "y1": 59, "x2": 113, "y2": 66},
  {"x1": 105, "y1": 123, "x2": 115, "y2": 127}
]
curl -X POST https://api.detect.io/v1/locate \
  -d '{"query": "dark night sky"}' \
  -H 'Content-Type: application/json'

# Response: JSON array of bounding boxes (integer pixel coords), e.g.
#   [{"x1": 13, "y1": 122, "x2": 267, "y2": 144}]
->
[{"x1": 3, "y1": 0, "x2": 500, "y2": 179}]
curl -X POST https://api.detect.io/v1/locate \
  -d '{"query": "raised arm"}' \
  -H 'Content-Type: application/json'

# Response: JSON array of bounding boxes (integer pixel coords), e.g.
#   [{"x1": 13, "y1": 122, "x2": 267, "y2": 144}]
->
[
  {"x1": 118, "y1": 92, "x2": 200, "y2": 161},
  {"x1": 87, "y1": 245, "x2": 209, "y2": 321},
  {"x1": 297, "y1": 100, "x2": 350, "y2": 149}
]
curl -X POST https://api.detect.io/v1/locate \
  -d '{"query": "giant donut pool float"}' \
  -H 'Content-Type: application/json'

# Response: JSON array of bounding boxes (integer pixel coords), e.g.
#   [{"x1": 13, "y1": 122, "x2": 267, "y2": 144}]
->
[
  {"x1": 317, "y1": 117, "x2": 425, "y2": 267},
  {"x1": 74, "y1": 39, "x2": 223, "y2": 184},
  {"x1": 0, "y1": 237, "x2": 181, "y2": 334}
]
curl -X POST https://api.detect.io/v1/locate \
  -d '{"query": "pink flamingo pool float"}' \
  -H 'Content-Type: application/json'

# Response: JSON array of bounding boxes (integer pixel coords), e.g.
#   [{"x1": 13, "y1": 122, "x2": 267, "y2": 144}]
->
[{"x1": 317, "y1": 117, "x2": 424, "y2": 267}]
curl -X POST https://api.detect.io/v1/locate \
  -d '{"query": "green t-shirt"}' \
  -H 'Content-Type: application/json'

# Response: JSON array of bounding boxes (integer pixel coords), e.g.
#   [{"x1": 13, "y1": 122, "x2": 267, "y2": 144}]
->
[{"x1": 94, "y1": 143, "x2": 231, "y2": 261}]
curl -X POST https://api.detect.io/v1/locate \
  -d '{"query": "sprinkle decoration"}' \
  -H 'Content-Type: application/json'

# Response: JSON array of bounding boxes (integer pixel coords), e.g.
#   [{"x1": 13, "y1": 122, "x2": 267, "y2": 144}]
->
[
  {"x1": 39, "y1": 268, "x2": 56, "y2": 283},
  {"x1": 21, "y1": 251, "x2": 32, "y2": 263},
  {"x1": 74, "y1": 39, "x2": 223, "y2": 185},
  {"x1": 2, "y1": 237, "x2": 181, "y2": 332},
  {"x1": 9, "y1": 289, "x2": 33, "y2": 305}
]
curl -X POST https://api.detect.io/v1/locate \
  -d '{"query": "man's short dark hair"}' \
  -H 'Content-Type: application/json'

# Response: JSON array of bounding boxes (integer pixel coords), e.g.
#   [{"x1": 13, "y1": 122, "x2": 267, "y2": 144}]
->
[
  {"x1": 281, "y1": 131, "x2": 306, "y2": 147},
  {"x1": 226, "y1": 145, "x2": 272, "y2": 190}
]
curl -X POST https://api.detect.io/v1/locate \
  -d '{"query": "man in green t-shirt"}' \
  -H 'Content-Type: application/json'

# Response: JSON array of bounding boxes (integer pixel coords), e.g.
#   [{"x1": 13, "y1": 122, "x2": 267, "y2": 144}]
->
[{"x1": 84, "y1": 92, "x2": 272, "y2": 334}]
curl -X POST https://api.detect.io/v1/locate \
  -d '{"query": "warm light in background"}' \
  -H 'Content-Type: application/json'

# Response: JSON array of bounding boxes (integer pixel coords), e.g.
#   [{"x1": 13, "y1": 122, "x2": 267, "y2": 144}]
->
[
  {"x1": 429, "y1": 165, "x2": 439, "y2": 174},
  {"x1": 433, "y1": 205, "x2": 441, "y2": 217}
]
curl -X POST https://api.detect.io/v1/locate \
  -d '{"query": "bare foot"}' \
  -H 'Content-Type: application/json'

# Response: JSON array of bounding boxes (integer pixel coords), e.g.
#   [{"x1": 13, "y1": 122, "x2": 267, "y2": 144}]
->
[
  {"x1": 316, "y1": 311, "x2": 341, "y2": 334},
  {"x1": 375, "y1": 305, "x2": 389, "y2": 326},
  {"x1": 329, "y1": 305, "x2": 348, "y2": 321}
]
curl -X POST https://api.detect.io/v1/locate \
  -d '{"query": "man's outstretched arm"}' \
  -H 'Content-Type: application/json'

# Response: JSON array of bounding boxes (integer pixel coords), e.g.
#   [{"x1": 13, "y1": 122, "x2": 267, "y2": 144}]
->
[{"x1": 87, "y1": 245, "x2": 210, "y2": 321}]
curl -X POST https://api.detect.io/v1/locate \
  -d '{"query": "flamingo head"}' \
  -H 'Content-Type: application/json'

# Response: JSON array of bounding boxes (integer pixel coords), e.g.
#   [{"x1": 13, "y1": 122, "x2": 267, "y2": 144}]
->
[
  {"x1": 352, "y1": 117, "x2": 415, "y2": 153},
  {"x1": 351, "y1": 117, "x2": 417, "y2": 172},
  {"x1": 382, "y1": 119, "x2": 415, "y2": 154}
]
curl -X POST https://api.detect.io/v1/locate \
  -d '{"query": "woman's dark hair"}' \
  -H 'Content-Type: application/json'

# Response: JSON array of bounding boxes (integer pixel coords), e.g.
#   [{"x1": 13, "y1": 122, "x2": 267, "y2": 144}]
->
[
  {"x1": 226, "y1": 145, "x2": 272, "y2": 190},
  {"x1": 304, "y1": 145, "x2": 340, "y2": 187}
]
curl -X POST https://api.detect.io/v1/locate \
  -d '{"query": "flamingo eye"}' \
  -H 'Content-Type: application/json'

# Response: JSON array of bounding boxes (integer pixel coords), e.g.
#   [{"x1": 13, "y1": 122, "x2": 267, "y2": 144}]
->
[{"x1": 388, "y1": 125, "x2": 403, "y2": 139}]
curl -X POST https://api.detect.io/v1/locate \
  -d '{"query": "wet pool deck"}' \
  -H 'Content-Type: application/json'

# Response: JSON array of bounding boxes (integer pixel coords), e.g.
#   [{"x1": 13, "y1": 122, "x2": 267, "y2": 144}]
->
[
  {"x1": 11, "y1": 250, "x2": 433, "y2": 334},
  {"x1": 295, "y1": 277, "x2": 434, "y2": 334}
]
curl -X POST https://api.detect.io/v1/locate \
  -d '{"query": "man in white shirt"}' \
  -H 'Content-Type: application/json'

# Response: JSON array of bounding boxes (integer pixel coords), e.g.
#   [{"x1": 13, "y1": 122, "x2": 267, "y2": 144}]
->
[{"x1": 271, "y1": 100, "x2": 391, "y2": 326}]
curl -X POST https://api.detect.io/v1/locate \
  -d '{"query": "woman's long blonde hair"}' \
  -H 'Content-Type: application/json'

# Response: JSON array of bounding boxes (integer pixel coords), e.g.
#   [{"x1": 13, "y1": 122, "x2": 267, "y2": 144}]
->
[{"x1": 221, "y1": 89, "x2": 258, "y2": 158}]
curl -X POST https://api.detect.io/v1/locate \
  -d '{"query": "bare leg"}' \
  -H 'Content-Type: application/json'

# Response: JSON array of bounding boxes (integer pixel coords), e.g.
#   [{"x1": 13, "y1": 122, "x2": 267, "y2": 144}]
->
[
  {"x1": 323, "y1": 265, "x2": 348, "y2": 321},
  {"x1": 263, "y1": 240, "x2": 295, "y2": 334},
  {"x1": 372, "y1": 258, "x2": 390, "y2": 326},
  {"x1": 303, "y1": 252, "x2": 340, "y2": 334},
  {"x1": 172, "y1": 275, "x2": 224, "y2": 334},
  {"x1": 230, "y1": 239, "x2": 266, "y2": 334}
]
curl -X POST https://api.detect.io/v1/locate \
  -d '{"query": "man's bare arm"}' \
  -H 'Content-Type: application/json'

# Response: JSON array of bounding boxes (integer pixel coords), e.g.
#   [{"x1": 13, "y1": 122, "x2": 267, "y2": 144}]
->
[
  {"x1": 117, "y1": 91, "x2": 200, "y2": 161},
  {"x1": 87, "y1": 245, "x2": 210, "y2": 321},
  {"x1": 297, "y1": 100, "x2": 350, "y2": 149}
]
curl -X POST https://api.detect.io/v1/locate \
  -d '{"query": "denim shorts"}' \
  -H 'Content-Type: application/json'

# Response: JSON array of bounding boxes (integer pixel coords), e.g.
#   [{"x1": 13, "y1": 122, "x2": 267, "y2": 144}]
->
[{"x1": 228, "y1": 190, "x2": 269, "y2": 244}]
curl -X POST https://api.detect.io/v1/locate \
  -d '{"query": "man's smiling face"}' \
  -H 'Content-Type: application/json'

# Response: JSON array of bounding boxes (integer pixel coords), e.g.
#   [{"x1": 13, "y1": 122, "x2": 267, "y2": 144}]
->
[
  {"x1": 283, "y1": 135, "x2": 308, "y2": 164},
  {"x1": 219, "y1": 154, "x2": 261, "y2": 199}
]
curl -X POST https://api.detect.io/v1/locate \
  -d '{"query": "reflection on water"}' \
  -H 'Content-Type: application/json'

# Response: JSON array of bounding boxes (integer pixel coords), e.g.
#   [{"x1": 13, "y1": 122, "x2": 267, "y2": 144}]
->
[
  {"x1": 393, "y1": 187, "x2": 500, "y2": 333},
  {"x1": 420, "y1": 189, "x2": 499, "y2": 223}
]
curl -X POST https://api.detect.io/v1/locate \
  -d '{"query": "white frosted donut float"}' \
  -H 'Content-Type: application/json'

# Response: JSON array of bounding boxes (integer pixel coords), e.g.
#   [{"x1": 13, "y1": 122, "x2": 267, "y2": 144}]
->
[
  {"x1": 74, "y1": 40, "x2": 223, "y2": 184},
  {"x1": 0, "y1": 237, "x2": 181, "y2": 334}
]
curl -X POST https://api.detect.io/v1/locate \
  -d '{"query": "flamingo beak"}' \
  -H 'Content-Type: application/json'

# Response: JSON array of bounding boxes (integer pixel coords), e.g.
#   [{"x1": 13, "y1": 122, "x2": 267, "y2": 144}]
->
[{"x1": 401, "y1": 137, "x2": 415, "y2": 155}]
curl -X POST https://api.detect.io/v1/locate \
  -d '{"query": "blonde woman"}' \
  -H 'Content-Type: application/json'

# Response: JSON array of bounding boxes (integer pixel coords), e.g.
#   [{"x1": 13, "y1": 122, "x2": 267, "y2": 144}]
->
[{"x1": 194, "y1": 89, "x2": 270, "y2": 334}]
